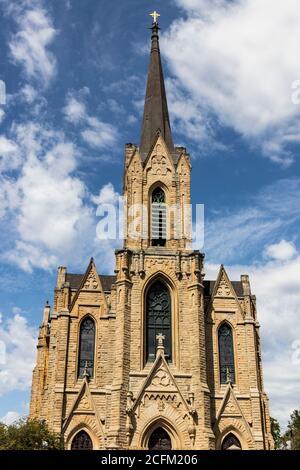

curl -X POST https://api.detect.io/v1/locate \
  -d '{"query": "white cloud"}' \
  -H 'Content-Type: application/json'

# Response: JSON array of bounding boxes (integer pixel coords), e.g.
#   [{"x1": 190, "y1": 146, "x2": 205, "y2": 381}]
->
[
  {"x1": 203, "y1": 178, "x2": 300, "y2": 263},
  {"x1": 7, "y1": 3, "x2": 57, "y2": 87},
  {"x1": 6, "y1": 84, "x2": 48, "y2": 118},
  {"x1": 1, "y1": 410, "x2": 21, "y2": 425},
  {"x1": 6, "y1": 241, "x2": 58, "y2": 272},
  {"x1": 0, "y1": 109, "x2": 5, "y2": 124},
  {"x1": 164, "y1": 0, "x2": 300, "y2": 165},
  {"x1": 107, "y1": 98, "x2": 125, "y2": 115},
  {"x1": 0, "y1": 136, "x2": 21, "y2": 172},
  {"x1": 82, "y1": 117, "x2": 118, "y2": 150},
  {"x1": 20, "y1": 84, "x2": 39, "y2": 104},
  {"x1": 0, "y1": 118, "x2": 122, "y2": 272},
  {"x1": 0, "y1": 312, "x2": 37, "y2": 396},
  {"x1": 91, "y1": 182, "x2": 120, "y2": 206},
  {"x1": 166, "y1": 78, "x2": 212, "y2": 146},
  {"x1": 63, "y1": 90, "x2": 119, "y2": 150},
  {"x1": 63, "y1": 93, "x2": 88, "y2": 124},
  {"x1": 265, "y1": 240, "x2": 297, "y2": 261},
  {"x1": 1, "y1": 122, "x2": 96, "y2": 272}
]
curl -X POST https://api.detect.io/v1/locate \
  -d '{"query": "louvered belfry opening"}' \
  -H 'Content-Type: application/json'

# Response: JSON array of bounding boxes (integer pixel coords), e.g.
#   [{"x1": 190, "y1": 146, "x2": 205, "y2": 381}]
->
[{"x1": 151, "y1": 187, "x2": 166, "y2": 246}]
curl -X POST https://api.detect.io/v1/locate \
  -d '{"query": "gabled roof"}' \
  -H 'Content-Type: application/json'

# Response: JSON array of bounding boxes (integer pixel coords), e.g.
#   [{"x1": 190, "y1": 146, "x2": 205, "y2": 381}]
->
[
  {"x1": 66, "y1": 273, "x2": 116, "y2": 292},
  {"x1": 205, "y1": 265, "x2": 245, "y2": 317},
  {"x1": 203, "y1": 280, "x2": 244, "y2": 297},
  {"x1": 66, "y1": 274, "x2": 244, "y2": 297}
]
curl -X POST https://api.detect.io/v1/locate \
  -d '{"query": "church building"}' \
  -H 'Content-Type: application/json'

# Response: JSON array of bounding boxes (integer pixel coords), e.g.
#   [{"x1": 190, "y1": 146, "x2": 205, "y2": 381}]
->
[{"x1": 29, "y1": 15, "x2": 274, "y2": 450}]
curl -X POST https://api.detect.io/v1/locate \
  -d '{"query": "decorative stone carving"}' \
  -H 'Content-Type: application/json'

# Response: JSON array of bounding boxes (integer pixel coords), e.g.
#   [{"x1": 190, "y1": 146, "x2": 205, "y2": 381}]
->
[
  {"x1": 223, "y1": 395, "x2": 241, "y2": 416},
  {"x1": 77, "y1": 394, "x2": 92, "y2": 411},
  {"x1": 84, "y1": 270, "x2": 99, "y2": 290},
  {"x1": 152, "y1": 368, "x2": 172, "y2": 388},
  {"x1": 216, "y1": 275, "x2": 232, "y2": 297},
  {"x1": 151, "y1": 155, "x2": 169, "y2": 175}
]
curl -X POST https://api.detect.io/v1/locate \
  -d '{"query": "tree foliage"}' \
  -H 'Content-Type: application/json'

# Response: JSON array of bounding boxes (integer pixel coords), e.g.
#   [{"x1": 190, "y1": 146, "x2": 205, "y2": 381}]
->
[
  {"x1": 285, "y1": 409, "x2": 300, "y2": 450},
  {"x1": 270, "y1": 417, "x2": 282, "y2": 449},
  {"x1": 0, "y1": 418, "x2": 63, "y2": 450}
]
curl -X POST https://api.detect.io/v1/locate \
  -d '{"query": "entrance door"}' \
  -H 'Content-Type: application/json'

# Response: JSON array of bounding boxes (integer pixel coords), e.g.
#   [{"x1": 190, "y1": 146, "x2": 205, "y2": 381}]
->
[
  {"x1": 148, "y1": 427, "x2": 172, "y2": 450},
  {"x1": 71, "y1": 430, "x2": 93, "y2": 450}
]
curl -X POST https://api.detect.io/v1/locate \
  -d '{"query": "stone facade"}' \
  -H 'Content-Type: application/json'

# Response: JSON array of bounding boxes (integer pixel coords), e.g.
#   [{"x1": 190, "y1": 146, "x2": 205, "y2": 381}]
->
[{"x1": 29, "y1": 20, "x2": 274, "y2": 450}]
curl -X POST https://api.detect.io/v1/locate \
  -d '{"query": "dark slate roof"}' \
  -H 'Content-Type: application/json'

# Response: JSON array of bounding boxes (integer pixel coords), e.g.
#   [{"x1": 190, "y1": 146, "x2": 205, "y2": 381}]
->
[
  {"x1": 66, "y1": 275, "x2": 243, "y2": 296},
  {"x1": 66, "y1": 273, "x2": 116, "y2": 292},
  {"x1": 139, "y1": 23, "x2": 175, "y2": 161},
  {"x1": 100, "y1": 275, "x2": 117, "y2": 291},
  {"x1": 203, "y1": 280, "x2": 244, "y2": 297},
  {"x1": 66, "y1": 273, "x2": 83, "y2": 289}
]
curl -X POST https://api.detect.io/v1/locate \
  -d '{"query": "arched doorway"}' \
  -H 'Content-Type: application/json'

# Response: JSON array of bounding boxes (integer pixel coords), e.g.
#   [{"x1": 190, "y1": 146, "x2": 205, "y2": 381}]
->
[
  {"x1": 148, "y1": 427, "x2": 172, "y2": 450},
  {"x1": 221, "y1": 433, "x2": 242, "y2": 450},
  {"x1": 71, "y1": 430, "x2": 93, "y2": 450}
]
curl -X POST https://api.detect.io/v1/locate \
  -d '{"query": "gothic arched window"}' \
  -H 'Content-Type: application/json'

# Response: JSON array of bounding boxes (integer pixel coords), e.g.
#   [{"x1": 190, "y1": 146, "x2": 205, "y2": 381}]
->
[
  {"x1": 218, "y1": 323, "x2": 235, "y2": 384},
  {"x1": 221, "y1": 433, "x2": 242, "y2": 450},
  {"x1": 71, "y1": 430, "x2": 93, "y2": 450},
  {"x1": 78, "y1": 317, "x2": 95, "y2": 378},
  {"x1": 151, "y1": 187, "x2": 166, "y2": 246},
  {"x1": 146, "y1": 281, "x2": 171, "y2": 362}
]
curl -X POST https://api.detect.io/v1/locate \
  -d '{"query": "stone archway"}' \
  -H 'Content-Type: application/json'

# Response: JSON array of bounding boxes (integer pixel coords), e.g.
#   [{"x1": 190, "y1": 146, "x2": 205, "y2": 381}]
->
[
  {"x1": 221, "y1": 432, "x2": 242, "y2": 450},
  {"x1": 148, "y1": 427, "x2": 172, "y2": 450},
  {"x1": 139, "y1": 416, "x2": 184, "y2": 450},
  {"x1": 71, "y1": 430, "x2": 93, "y2": 450}
]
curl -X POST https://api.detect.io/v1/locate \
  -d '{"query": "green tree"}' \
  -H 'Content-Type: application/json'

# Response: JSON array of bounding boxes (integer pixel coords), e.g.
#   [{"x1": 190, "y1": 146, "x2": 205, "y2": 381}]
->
[
  {"x1": 270, "y1": 417, "x2": 283, "y2": 449},
  {"x1": 285, "y1": 409, "x2": 300, "y2": 450},
  {"x1": 0, "y1": 418, "x2": 63, "y2": 450}
]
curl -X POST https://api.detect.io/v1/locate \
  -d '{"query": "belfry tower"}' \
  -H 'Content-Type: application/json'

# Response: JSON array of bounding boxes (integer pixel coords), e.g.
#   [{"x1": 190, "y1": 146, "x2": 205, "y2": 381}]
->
[{"x1": 30, "y1": 14, "x2": 274, "y2": 450}]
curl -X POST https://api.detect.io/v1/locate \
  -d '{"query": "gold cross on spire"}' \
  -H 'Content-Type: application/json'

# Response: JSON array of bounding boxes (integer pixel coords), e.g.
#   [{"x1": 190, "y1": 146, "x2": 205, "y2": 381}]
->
[{"x1": 150, "y1": 10, "x2": 160, "y2": 24}]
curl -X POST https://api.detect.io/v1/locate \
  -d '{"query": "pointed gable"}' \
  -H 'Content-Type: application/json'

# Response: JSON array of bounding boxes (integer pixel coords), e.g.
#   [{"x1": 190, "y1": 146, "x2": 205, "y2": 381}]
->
[
  {"x1": 214, "y1": 383, "x2": 254, "y2": 447},
  {"x1": 206, "y1": 265, "x2": 244, "y2": 318},
  {"x1": 62, "y1": 376, "x2": 104, "y2": 435},
  {"x1": 177, "y1": 152, "x2": 191, "y2": 176},
  {"x1": 69, "y1": 258, "x2": 108, "y2": 314},
  {"x1": 216, "y1": 384, "x2": 243, "y2": 419},
  {"x1": 131, "y1": 351, "x2": 191, "y2": 415},
  {"x1": 144, "y1": 135, "x2": 175, "y2": 179},
  {"x1": 214, "y1": 265, "x2": 236, "y2": 298}
]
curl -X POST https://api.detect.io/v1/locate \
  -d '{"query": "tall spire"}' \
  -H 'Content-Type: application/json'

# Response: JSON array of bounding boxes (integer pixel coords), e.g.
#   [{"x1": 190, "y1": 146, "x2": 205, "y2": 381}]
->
[{"x1": 139, "y1": 13, "x2": 174, "y2": 160}]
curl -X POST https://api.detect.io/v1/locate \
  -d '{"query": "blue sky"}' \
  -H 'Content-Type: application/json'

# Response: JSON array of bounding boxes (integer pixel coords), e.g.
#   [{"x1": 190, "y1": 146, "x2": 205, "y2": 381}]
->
[{"x1": 0, "y1": 0, "x2": 300, "y2": 430}]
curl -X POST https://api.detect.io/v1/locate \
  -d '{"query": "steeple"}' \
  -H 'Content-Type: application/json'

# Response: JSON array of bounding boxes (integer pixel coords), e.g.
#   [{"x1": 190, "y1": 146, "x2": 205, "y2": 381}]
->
[{"x1": 139, "y1": 13, "x2": 174, "y2": 160}]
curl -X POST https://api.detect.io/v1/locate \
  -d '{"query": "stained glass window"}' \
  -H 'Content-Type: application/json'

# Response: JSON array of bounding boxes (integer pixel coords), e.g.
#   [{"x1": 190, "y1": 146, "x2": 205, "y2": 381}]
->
[
  {"x1": 146, "y1": 281, "x2": 171, "y2": 361},
  {"x1": 218, "y1": 323, "x2": 235, "y2": 384},
  {"x1": 148, "y1": 427, "x2": 172, "y2": 450},
  {"x1": 78, "y1": 317, "x2": 95, "y2": 378},
  {"x1": 221, "y1": 433, "x2": 242, "y2": 450},
  {"x1": 71, "y1": 430, "x2": 93, "y2": 450},
  {"x1": 151, "y1": 187, "x2": 166, "y2": 246},
  {"x1": 152, "y1": 187, "x2": 165, "y2": 203}
]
